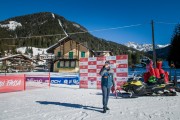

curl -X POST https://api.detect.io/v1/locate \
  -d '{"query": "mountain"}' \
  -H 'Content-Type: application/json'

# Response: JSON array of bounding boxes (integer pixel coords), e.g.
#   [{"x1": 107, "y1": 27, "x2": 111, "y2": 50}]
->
[
  {"x1": 147, "y1": 45, "x2": 170, "y2": 60},
  {"x1": 125, "y1": 42, "x2": 170, "y2": 52},
  {"x1": 0, "y1": 12, "x2": 137, "y2": 56}
]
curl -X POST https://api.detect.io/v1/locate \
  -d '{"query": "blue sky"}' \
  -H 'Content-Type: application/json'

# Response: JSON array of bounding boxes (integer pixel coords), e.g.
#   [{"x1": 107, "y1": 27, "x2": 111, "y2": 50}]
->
[{"x1": 0, "y1": 0, "x2": 180, "y2": 45}]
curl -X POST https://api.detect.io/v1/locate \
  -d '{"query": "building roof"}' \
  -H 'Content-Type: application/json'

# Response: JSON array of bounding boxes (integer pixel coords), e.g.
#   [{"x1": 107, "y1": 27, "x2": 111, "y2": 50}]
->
[
  {"x1": 0, "y1": 54, "x2": 35, "y2": 62},
  {"x1": 92, "y1": 51, "x2": 112, "y2": 53},
  {"x1": 46, "y1": 36, "x2": 92, "y2": 53}
]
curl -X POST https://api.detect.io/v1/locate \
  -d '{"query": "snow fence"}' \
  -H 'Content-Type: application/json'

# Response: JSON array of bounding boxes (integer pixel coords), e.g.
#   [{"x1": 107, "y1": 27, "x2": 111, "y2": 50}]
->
[{"x1": 0, "y1": 72, "x2": 79, "y2": 93}]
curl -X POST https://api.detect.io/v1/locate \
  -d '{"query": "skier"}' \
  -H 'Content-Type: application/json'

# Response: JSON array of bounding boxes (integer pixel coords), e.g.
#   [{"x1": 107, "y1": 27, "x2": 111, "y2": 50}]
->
[{"x1": 99, "y1": 61, "x2": 116, "y2": 113}]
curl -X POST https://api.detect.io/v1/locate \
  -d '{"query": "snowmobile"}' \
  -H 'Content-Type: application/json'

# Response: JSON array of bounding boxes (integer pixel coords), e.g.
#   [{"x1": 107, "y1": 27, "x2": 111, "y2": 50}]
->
[{"x1": 115, "y1": 76, "x2": 177, "y2": 98}]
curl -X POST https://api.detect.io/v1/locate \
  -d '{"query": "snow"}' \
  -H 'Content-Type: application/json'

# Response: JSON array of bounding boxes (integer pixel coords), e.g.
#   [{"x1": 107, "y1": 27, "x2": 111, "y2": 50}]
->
[
  {"x1": 157, "y1": 44, "x2": 170, "y2": 48},
  {"x1": 52, "y1": 13, "x2": 55, "y2": 19},
  {"x1": 40, "y1": 20, "x2": 47, "y2": 25},
  {"x1": 0, "y1": 21, "x2": 22, "y2": 30},
  {"x1": 58, "y1": 19, "x2": 68, "y2": 36},
  {"x1": 16, "y1": 47, "x2": 47, "y2": 56},
  {"x1": 73, "y1": 23, "x2": 80, "y2": 28},
  {"x1": 0, "y1": 84, "x2": 180, "y2": 120},
  {"x1": 125, "y1": 42, "x2": 170, "y2": 52},
  {"x1": 58, "y1": 19, "x2": 63, "y2": 28}
]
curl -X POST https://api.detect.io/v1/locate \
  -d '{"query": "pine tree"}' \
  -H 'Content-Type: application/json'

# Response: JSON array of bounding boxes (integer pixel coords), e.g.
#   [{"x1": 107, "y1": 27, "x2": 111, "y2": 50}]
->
[{"x1": 168, "y1": 24, "x2": 180, "y2": 68}]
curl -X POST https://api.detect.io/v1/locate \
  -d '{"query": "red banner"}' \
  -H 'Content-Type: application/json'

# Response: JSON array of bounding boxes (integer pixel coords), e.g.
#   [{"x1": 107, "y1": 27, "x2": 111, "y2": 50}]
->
[
  {"x1": 0, "y1": 74, "x2": 25, "y2": 93},
  {"x1": 79, "y1": 80, "x2": 88, "y2": 88},
  {"x1": 79, "y1": 55, "x2": 128, "y2": 89}
]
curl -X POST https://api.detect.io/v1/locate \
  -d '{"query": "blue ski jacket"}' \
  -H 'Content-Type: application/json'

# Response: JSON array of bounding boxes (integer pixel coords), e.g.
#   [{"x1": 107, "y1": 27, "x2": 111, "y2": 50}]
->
[{"x1": 99, "y1": 66, "x2": 116, "y2": 88}]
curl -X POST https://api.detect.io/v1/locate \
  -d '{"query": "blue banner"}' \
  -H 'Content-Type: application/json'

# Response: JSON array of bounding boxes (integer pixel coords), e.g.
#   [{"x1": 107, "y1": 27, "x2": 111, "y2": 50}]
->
[{"x1": 50, "y1": 77, "x2": 79, "y2": 85}]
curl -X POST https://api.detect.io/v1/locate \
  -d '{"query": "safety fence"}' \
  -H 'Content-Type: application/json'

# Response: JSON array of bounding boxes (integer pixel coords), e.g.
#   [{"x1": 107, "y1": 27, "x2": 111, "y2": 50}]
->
[
  {"x1": 0, "y1": 72, "x2": 79, "y2": 93},
  {"x1": 0, "y1": 74, "x2": 25, "y2": 93}
]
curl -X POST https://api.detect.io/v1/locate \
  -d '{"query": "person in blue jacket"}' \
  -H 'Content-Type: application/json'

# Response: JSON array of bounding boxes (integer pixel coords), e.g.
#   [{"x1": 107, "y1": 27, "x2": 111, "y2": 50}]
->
[{"x1": 99, "y1": 61, "x2": 116, "y2": 113}]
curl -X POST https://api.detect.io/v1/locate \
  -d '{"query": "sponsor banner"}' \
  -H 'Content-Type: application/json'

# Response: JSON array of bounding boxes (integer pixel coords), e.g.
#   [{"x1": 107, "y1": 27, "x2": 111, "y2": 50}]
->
[
  {"x1": 88, "y1": 65, "x2": 97, "y2": 69},
  {"x1": 79, "y1": 62, "x2": 88, "y2": 66},
  {"x1": 106, "y1": 56, "x2": 116, "y2": 60},
  {"x1": 109, "y1": 60, "x2": 116, "y2": 64},
  {"x1": 88, "y1": 73, "x2": 97, "y2": 77},
  {"x1": 117, "y1": 64, "x2": 128, "y2": 68},
  {"x1": 97, "y1": 70, "x2": 101, "y2": 75},
  {"x1": 97, "y1": 76, "x2": 102, "y2": 81},
  {"x1": 88, "y1": 80, "x2": 97, "y2": 89},
  {"x1": 80, "y1": 73, "x2": 88, "y2": 76},
  {"x1": 0, "y1": 75, "x2": 25, "y2": 93},
  {"x1": 97, "y1": 74, "x2": 101, "y2": 77},
  {"x1": 97, "y1": 65, "x2": 104, "y2": 69},
  {"x1": 97, "y1": 81, "x2": 101, "y2": 89},
  {"x1": 97, "y1": 61, "x2": 105, "y2": 65},
  {"x1": 88, "y1": 69, "x2": 97, "y2": 73},
  {"x1": 116, "y1": 73, "x2": 128, "y2": 77},
  {"x1": 116, "y1": 68, "x2": 128, "y2": 73},
  {"x1": 51, "y1": 77, "x2": 79, "y2": 85},
  {"x1": 88, "y1": 57, "x2": 97, "y2": 61},
  {"x1": 116, "y1": 59, "x2": 128, "y2": 64},
  {"x1": 97, "y1": 57, "x2": 106, "y2": 61},
  {"x1": 110, "y1": 64, "x2": 116, "y2": 69},
  {"x1": 80, "y1": 69, "x2": 88, "y2": 73},
  {"x1": 80, "y1": 65, "x2": 88, "y2": 69},
  {"x1": 26, "y1": 77, "x2": 49, "y2": 83},
  {"x1": 88, "y1": 77, "x2": 97, "y2": 81},
  {"x1": 79, "y1": 80, "x2": 88, "y2": 88},
  {"x1": 79, "y1": 55, "x2": 128, "y2": 89},
  {"x1": 80, "y1": 58, "x2": 88, "y2": 62},
  {"x1": 88, "y1": 61, "x2": 97, "y2": 65},
  {"x1": 80, "y1": 76, "x2": 88, "y2": 81}
]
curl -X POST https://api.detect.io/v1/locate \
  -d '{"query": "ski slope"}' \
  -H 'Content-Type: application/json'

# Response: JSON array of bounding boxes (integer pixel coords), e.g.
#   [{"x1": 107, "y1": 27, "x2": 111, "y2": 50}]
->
[{"x1": 0, "y1": 84, "x2": 180, "y2": 120}]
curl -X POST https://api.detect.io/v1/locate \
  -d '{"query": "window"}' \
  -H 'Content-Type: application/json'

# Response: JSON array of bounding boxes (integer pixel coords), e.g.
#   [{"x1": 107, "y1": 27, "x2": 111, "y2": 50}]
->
[
  {"x1": 69, "y1": 52, "x2": 73, "y2": 59},
  {"x1": 81, "y1": 51, "x2": 85, "y2": 58},
  {"x1": 57, "y1": 52, "x2": 61, "y2": 57},
  {"x1": 71, "y1": 61, "x2": 76, "y2": 68},
  {"x1": 57, "y1": 60, "x2": 76, "y2": 68},
  {"x1": 57, "y1": 61, "x2": 60, "y2": 68},
  {"x1": 60, "y1": 61, "x2": 64, "y2": 67},
  {"x1": 65, "y1": 61, "x2": 70, "y2": 67}
]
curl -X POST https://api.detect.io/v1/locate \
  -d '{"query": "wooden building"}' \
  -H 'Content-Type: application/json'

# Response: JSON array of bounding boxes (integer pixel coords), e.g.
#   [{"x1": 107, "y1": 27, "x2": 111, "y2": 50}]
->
[
  {"x1": 0, "y1": 54, "x2": 35, "y2": 72},
  {"x1": 46, "y1": 36, "x2": 94, "y2": 72}
]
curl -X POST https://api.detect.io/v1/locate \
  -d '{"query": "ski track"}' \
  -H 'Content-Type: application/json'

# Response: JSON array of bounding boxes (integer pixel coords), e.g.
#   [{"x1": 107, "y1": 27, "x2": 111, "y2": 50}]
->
[{"x1": 0, "y1": 85, "x2": 180, "y2": 120}]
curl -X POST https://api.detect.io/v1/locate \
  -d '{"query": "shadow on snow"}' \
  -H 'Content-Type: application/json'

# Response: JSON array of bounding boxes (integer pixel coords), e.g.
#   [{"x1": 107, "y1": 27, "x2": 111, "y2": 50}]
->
[{"x1": 36, "y1": 101, "x2": 103, "y2": 113}]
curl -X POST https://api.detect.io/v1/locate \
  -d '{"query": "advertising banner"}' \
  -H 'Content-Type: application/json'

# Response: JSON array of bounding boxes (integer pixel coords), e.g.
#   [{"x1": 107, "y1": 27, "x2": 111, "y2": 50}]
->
[
  {"x1": 0, "y1": 74, "x2": 25, "y2": 93},
  {"x1": 26, "y1": 77, "x2": 49, "y2": 83},
  {"x1": 51, "y1": 76, "x2": 79, "y2": 85},
  {"x1": 25, "y1": 73, "x2": 50, "y2": 88},
  {"x1": 79, "y1": 55, "x2": 128, "y2": 89}
]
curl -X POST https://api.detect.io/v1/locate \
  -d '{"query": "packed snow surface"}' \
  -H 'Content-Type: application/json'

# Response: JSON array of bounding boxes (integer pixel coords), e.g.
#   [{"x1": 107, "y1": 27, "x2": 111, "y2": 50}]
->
[{"x1": 0, "y1": 84, "x2": 180, "y2": 120}]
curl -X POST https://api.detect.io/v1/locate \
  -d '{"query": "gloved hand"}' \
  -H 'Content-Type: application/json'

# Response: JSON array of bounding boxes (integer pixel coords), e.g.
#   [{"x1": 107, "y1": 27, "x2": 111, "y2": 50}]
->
[{"x1": 113, "y1": 85, "x2": 117, "y2": 90}]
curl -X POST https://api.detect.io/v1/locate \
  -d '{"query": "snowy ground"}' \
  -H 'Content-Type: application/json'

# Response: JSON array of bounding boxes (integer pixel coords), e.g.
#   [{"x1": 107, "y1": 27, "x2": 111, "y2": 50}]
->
[{"x1": 0, "y1": 84, "x2": 180, "y2": 120}]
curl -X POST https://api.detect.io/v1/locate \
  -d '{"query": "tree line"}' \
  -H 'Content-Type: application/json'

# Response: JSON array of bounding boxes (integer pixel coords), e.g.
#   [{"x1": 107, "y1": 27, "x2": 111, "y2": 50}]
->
[{"x1": 168, "y1": 24, "x2": 180, "y2": 68}]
